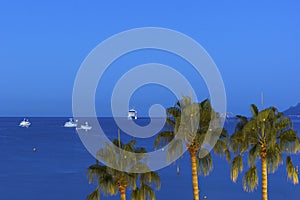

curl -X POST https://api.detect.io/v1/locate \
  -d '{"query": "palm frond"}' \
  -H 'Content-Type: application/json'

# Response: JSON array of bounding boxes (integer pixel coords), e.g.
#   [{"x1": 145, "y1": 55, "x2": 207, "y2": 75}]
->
[
  {"x1": 256, "y1": 108, "x2": 271, "y2": 123},
  {"x1": 87, "y1": 164, "x2": 107, "y2": 184},
  {"x1": 166, "y1": 107, "x2": 181, "y2": 119},
  {"x1": 250, "y1": 104, "x2": 259, "y2": 117},
  {"x1": 243, "y1": 120, "x2": 260, "y2": 145},
  {"x1": 98, "y1": 170, "x2": 118, "y2": 196},
  {"x1": 165, "y1": 118, "x2": 176, "y2": 129},
  {"x1": 166, "y1": 138, "x2": 184, "y2": 162},
  {"x1": 247, "y1": 144, "x2": 260, "y2": 167},
  {"x1": 129, "y1": 162, "x2": 150, "y2": 173},
  {"x1": 131, "y1": 188, "x2": 141, "y2": 200},
  {"x1": 275, "y1": 115, "x2": 292, "y2": 130},
  {"x1": 154, "y1": 131, "x2": 175, "y2": 149},
  {"x1": 266, "y1": 144, "x2": 282, "y2": 173},
  {"x1": 131, "y1": 171, "x2": 161, "y2": 200},
  {"x1": 242, "y1": 166, "x2": 258, "y2": 192},
  {"x1": 234, "y1": 115, "x2": 248, "y2": 132},
  {"x1": 132, "y1": 184, "x2": 156, "y2": 200},
  {"x1": 230, "y1": 130, "x2": 249, "y2": 155},
  {"x1": 213, "y1": 139, "x2": 231, "y2": 163},
  {"x1": 286, "y1": 156, "x2": 299, "y2": 184},
  {"x1": 230, "y1": 155, "x2": 243, "y2": 182},
  {"x1": 86, "y1": 188, "x2": 100, "y2": 200},
  {"x1": 140, "y1": 171, "x2": 161, "y2": 190},
  {"x1": 197, "y1": 151, "x2": 213, "y2": 176},
  {"x1": 279, "y1": 129, "x2": 298, "y2": 153}
]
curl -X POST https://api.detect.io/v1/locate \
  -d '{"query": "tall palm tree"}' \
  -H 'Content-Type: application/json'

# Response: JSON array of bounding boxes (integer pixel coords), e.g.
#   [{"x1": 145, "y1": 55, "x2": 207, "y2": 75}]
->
[
  {"x1": 230, "y1": 104, "x2": 300, "y2": 200},
  {"x1": 155, "y1": 96, "x2": 230, "y2": 200},
  {"x1": 87, "y1": 139, "x2": 161, "y2": 200}
]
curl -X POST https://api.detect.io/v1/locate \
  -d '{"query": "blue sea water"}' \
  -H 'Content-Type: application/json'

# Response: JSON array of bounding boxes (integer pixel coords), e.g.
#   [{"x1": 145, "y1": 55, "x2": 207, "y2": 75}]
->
[{"x1": 0, "y1": 117, "x2": 299, "y2": 200}]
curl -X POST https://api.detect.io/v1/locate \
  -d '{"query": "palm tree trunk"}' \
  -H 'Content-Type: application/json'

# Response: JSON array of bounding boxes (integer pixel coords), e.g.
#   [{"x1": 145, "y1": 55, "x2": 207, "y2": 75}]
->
[
  {"x1": 98, "y1": 189, "x2": 100, "y2": 200},
  {"x1": 119, "y1": 186, "x2": 126, "y2": 200},
  {"x1": 261, "y1": 157, "x2": 268, "y2": 200},
  {"x1": 189, "y1": 149, "x2": 199, "y2": 200}
]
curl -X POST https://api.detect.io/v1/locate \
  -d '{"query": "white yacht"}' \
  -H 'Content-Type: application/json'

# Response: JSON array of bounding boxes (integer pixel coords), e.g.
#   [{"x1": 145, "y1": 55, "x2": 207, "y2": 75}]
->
[
  {"x1": 64, "y1": 118, "x2": 77, "y2": 128},
  {"x1": 78, "y1": 122, "x2": 92, "y2": 131},
  {"x1": 128, "y1": 109, "x2": 137, "y2": 120},
  {"x1": 19, "y1": 118, "x2": 31, "y2": 128}
]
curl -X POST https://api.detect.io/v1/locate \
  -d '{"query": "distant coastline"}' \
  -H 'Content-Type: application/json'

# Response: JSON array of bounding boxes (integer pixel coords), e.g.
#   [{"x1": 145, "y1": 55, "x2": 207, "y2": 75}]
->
[{"x1": 284, "y1": 103, "x2": 300, "y2": 117}]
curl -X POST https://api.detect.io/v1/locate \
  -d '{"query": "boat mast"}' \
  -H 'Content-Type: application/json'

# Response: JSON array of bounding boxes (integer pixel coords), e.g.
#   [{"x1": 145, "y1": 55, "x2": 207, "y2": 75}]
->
[{"x1": 261, "y1": 91, "x2": 264, "y2": 110}]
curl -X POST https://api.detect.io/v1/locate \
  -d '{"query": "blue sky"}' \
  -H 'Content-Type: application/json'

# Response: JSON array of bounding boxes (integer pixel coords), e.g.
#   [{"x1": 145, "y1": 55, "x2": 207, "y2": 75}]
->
[{"x1": 1, "y1": 0, "x2": 300, "y2": 117}]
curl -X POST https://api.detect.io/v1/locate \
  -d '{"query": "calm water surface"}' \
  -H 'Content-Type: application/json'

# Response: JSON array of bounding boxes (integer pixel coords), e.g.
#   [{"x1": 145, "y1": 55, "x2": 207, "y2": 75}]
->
[{"x1": 0, "y1": 117, "x2": 299, "y2": 200}]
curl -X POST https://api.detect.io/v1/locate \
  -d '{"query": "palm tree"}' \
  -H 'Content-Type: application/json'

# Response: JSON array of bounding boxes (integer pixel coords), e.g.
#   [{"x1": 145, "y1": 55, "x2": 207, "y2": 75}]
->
[
  {"x1": 87, "y1": 139, "x2": 138, "y2": 200},
  {"x1": 87, "y1": 139, "x2": 161, "y2": 200},
  {"x1": 155, "y1": 96, "x2": 230, "y2": 200},
  {"x1": 230, "y1": 104, "x2": 300, "y2": 200}
]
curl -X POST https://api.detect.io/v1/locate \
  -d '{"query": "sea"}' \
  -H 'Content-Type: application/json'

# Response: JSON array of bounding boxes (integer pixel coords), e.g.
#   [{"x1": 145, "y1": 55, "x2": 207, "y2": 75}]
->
[{"x1": 0, "y1": 117, "x2": 299, "y2": 200}]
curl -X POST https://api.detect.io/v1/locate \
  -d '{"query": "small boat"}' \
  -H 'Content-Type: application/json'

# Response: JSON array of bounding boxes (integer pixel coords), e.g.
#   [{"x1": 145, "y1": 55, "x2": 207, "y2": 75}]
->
[
  {"x1": 78, "y1": 122, "x2": 92, "y2": 131},
  {"x1": 64, "y1": 118, "x2": 77, "y2": 128},
  {"x1": 19, "y1": 118, "x2": 31, "y2": 128},
  {"x1": 128, "y1": 109, "x2": 137, "y2": 120}
]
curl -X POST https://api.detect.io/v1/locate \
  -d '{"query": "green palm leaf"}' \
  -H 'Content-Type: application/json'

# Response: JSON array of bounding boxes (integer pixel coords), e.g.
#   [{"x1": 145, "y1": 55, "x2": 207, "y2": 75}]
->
[
  {"x1": 86, "y1": 188, "x2": 100, "y2": 200},
  {"x1": 243, "y1": 166, "x2": 258, "y2": 192},
  {"x1": 197, "y1": 151, "x2": 213, "y2": 176},
  {"x1": 230, "y1": 155, "x2": 243, "y2": 182},
  {"x1": 286, "y1": 156, "x2": 299, "y2": 184},
  {"x1": 154, "y1": 131, "x2": 174, "y2": 150}
]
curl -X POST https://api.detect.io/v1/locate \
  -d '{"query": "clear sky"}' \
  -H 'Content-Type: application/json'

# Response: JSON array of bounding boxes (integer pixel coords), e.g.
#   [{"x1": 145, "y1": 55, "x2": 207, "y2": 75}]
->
[{"x1": 1, "y1": 0, "x2": 300, "y2": 117}]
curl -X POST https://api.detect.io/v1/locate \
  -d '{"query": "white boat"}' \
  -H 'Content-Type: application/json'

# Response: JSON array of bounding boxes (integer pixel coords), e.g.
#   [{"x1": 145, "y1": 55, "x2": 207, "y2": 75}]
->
[
  {"x1": 78, "y1": 122, "x2": 92, "y2": 131},
  {"x1": 64, "y1": 118, "x2": 77, "y2": 128},
  {"x1": 19, "y1": 118, "x2": 31, "y2": 128},
  {"x1": 128, "y1": 109, "x2": 137, "y2": 120}
]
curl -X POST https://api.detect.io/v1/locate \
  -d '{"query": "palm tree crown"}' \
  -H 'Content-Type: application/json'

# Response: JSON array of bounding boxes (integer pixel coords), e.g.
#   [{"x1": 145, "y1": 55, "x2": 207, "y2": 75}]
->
[
  {"x1": 155, "y1": 96, "x2": 230, "y2": 200},
  {"x1": 87, "y1": 139, "x2": 161, "y2": 200},
  {"x1": 230, "y1": 104, "x2": 299, "y2": 200}
]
